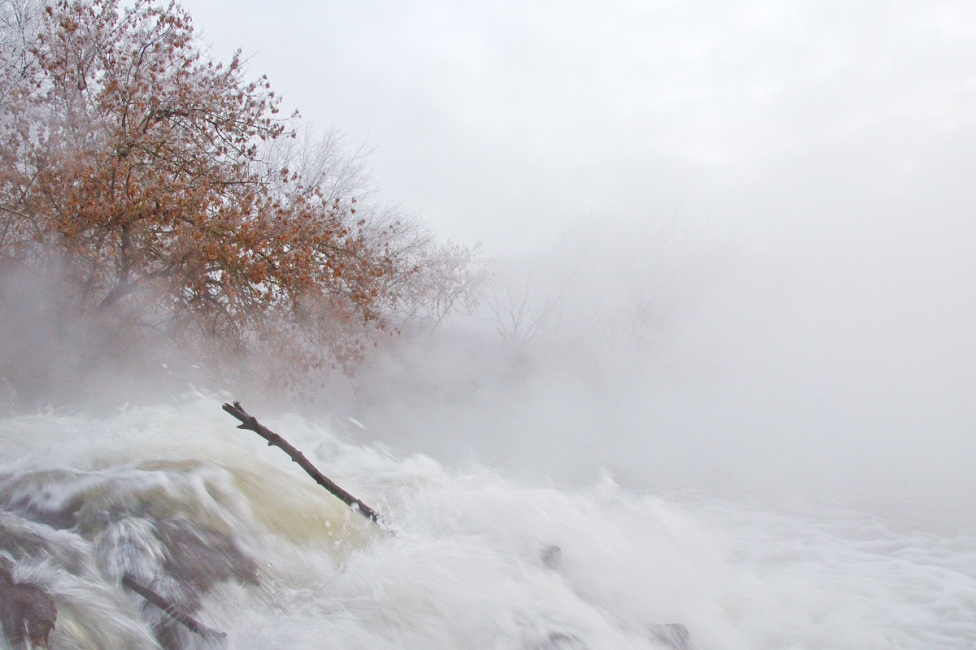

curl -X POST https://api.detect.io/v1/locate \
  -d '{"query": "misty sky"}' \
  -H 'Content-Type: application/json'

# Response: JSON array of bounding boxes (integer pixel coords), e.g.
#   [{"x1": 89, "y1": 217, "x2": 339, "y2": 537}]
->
[
  {"x1": 180, "y1": 0, "x2": 976, "y2": 258},
  {"x1": 174, "y1": 0, "x2": 976, "y2": 514}
]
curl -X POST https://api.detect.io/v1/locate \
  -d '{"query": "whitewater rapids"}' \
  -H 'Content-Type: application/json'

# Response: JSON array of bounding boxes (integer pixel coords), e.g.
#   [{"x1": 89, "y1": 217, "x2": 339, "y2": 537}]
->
[{"x1": 0, "y1": 395, "x2": 973, "y2": 649}]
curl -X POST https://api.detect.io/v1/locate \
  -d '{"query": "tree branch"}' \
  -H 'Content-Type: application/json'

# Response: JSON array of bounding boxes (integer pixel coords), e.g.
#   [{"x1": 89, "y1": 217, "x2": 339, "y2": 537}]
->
[
  {"x1": 221, "y1": 401, "x2": 383, "y2": 525},
  {"x1": 121, "y1": 574, "x2": 226, "y2": 644}
]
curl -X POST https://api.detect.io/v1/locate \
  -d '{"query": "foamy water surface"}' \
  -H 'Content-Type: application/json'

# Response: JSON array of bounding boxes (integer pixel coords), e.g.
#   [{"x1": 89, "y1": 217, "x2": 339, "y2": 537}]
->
[{"x1": 0, "y1": 395, "x2": 973, "y2": 649}]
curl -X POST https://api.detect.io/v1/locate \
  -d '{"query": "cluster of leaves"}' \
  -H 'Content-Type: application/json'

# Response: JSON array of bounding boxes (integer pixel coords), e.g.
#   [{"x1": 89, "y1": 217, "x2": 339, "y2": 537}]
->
[{"x1": 0, "y1": 0, "x2": 479, "y2": 387}]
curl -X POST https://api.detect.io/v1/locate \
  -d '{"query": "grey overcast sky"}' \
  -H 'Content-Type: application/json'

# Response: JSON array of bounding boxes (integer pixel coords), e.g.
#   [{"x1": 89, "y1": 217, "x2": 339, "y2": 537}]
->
[
  {"x1": 171, "y1": 1, "x2": 976, "y2": 511},
  {"x1": 178, "y1": 0, "x2": 976, "y2": 257}
]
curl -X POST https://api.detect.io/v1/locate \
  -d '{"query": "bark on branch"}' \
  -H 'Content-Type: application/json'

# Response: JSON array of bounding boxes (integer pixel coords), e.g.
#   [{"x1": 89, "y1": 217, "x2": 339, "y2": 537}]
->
[{"x1": 222, "y1": 401, "x2": 383, "y2": 524}]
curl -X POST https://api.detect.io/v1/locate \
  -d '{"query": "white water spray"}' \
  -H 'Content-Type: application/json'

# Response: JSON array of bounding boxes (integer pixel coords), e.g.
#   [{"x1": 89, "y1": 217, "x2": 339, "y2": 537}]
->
[{"x1": 0, "y1": 395, "x2": 973, "y2": 649}]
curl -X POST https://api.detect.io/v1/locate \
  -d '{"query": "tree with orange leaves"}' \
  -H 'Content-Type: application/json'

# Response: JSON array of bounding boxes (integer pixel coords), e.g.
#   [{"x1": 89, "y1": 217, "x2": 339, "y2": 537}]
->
[{"x1": 0, "y1": 0, "x2": 477, "y2": 386}]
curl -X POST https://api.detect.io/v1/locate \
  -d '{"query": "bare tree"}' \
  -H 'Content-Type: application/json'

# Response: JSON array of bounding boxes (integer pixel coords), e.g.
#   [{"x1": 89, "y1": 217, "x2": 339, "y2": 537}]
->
[{"x1": 486, "y1": 268, "x2": 562, "y2": 355}]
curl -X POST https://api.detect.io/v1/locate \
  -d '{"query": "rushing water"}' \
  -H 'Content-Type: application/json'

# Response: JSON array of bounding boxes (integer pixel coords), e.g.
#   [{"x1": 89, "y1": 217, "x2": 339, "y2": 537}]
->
[{"x1": 0, "y1": 394, "x2": 973, "y2": 649}]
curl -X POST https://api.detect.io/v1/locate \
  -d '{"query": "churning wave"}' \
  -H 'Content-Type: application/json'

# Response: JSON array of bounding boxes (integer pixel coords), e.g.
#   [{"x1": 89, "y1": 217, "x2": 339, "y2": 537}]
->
[{"x1": 0, "y1": 394, "x2": 973, "y2": 649}]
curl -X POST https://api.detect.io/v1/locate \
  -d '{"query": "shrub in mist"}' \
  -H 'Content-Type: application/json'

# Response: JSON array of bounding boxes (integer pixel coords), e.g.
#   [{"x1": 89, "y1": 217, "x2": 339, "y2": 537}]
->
[{"x1": 0, "y1": 0, "x2": 478, "y2": 402}]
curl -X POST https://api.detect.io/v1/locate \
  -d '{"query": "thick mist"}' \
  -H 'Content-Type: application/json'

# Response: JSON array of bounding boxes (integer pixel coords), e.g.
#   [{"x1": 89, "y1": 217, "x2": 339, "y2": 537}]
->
[
  {"x1": 0, "y1": 267, "x2": 216, "y2": 412},
  {"x1": 4, "y1": 4, "x2": 976, "y2": 647},
  {"x1": 7, "y1": 0, "x2": 976, "y2": 535},
  {"x1": 336, "y1": 200, "x2": 976, "y2": 533},
  {"x1": 8, "y1": 198, "x2": 969, "y2": 533}
]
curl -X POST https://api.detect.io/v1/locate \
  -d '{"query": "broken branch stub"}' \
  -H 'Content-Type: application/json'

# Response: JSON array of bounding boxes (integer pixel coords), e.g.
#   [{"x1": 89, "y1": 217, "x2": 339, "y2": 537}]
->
[
  {"x1": 221, "y1": 402, "x2": 383, "y2": 525},
  {"x1": 121, "y1": 574, "x2": 226, "y2": 644}
]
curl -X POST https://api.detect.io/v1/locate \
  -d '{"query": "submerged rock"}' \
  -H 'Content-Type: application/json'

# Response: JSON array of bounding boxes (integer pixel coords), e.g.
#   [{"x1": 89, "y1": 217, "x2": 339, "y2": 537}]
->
[
  {"x1": 0, "y1": 560, "x2": 56, "y2": 649},
  {"x1": 0, "y1": 466, "x2": 259, "y2": 649},
  {"x1": 535, "y1": 630, "x2": 587, "y2": 649},
  {"x1": 540, "y1": 544, "x2": 563, "y2": 570},
  {"x1": 648, "y1": 622, "x2": 692, "y2": 650}
]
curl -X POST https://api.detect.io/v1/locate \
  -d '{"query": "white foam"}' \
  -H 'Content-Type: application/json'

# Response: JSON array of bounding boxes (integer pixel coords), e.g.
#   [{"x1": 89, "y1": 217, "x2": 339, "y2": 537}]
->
[{"x1": 0, "y1": 394, "x2": 972, "y2": 648}]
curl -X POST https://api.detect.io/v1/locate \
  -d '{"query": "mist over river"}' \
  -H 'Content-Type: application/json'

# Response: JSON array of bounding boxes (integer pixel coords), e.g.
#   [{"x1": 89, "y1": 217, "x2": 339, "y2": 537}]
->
[{"x1": 4, "y1": 0, "x2": 976, "y2": 646}]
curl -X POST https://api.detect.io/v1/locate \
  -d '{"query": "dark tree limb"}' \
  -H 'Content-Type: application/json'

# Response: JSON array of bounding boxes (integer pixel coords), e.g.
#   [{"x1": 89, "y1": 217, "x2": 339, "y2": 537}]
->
[
  {"x1": 222, "y1": 401, "x2": 383, "y2": 524},
  {"x1": 121, "y1": 574, "x2": 226, "y2": 644}
]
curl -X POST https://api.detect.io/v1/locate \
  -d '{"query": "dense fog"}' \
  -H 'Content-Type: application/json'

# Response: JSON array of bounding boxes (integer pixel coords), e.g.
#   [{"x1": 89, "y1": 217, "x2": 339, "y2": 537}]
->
[
  {"x1": 1, "y1": 3, "x2": 975, "y2": 647},
  {"x1": 5, "y1": 0, "x2": 976, "y2": 532}
]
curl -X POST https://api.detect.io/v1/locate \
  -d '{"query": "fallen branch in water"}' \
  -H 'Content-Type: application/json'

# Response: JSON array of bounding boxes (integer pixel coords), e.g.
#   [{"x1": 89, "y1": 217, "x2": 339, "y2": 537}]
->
[
  {"x1": 121, "y1": 574, "x2": 226, "y2": 644},
  {"x1": 222, "y1": 401, "x2": 383, "y2": 524}
]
